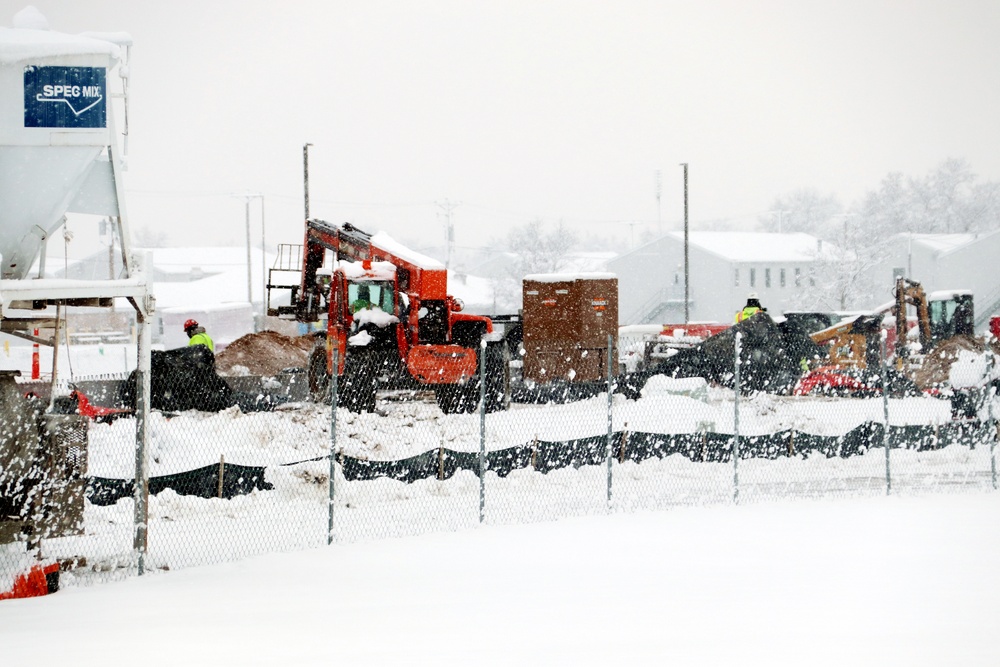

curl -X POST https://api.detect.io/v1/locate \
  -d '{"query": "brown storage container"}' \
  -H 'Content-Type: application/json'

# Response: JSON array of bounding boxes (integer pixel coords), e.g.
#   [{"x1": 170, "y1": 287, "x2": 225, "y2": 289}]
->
[{"x1": 522, "y1": 274, "x2": 618, "y2": 383}]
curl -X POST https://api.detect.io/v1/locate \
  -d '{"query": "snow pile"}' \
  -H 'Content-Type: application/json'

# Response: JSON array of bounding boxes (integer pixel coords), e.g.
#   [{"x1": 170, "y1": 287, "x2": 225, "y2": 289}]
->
[
  {"x1": 371, "y1": 231, "x2": 444, "y2": 270},
  {"x1": 352, "y1": 307, "x2": 398, "y2": 328},
  {"x1": 339, "y1": 259, "x2": 396, "y2": 281},
  {"x1": 912, "y1": 335, "x2": 1000, "y2": 389},
  {"x1": 949, "y1": 349, "x2": 1000, "y2": 388},
  {"x1": 1, "y1": 9, "x2": 121, "y2": 63}
]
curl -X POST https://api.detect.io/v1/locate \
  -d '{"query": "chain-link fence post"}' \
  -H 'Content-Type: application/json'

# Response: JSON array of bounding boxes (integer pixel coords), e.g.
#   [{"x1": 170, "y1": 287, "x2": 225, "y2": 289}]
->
[
  {"x1": 989, "y1": 353, "x2": 997, "y2": 491},
  {"x1": 733, "y1": 331, "x2": 741, "y2": 505},
  {"x1": 606, "y1": 333, "x2": 614, "y2": 509},
  {"x1": 133, "y1": 315, "x2": 151, "y2": 575},
  {"x1": 479, "y1": 339, "x2": 486, "y2": 524},
  {"x1": 328, "y1": 348, "x2": 338, "y2": 546},
  {"x1": 991, "y1": 401, "x2": 998, "y2": 492},
  {"x1": 880, "y1": 332, "x2": 891, "y2": 495}
]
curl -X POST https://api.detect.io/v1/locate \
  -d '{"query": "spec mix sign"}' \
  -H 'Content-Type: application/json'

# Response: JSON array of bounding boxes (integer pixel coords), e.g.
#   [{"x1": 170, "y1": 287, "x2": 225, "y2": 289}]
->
[{"x1": 23, "y1": 66, "x2": 106, "y2": 128}]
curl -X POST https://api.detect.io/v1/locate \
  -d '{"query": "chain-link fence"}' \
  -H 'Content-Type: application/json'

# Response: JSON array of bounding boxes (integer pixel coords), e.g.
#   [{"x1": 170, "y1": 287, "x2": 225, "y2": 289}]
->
[{"x1": 3, "y1": 334, "x2": 998, "y2": 598}]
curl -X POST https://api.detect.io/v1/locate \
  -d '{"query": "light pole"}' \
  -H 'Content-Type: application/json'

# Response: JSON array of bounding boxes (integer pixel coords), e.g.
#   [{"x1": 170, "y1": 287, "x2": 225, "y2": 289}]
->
[
  {"x1": 303, "y1": 143, "x2": 313, "y2": 222},
  {"x1": 681, "y1": 162, "x2": 689, "y2": 324},
  {"x1": 239, "y1": 193, "x2": 264, "y2": 330},
  {"x1": 437, "y1": 199, "x2": 459, "y2": 270},
  {"x1": 260, "y1": 196, "x2": 266, "y2": 320},
  {"x1": 655, "y1": 169, "x2": 662, "y2": 237}
]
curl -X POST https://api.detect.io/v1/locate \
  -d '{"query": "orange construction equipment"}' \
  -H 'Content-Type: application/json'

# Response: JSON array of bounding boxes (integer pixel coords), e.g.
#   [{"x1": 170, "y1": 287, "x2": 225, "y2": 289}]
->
[
  {"x1": 31, "y1": 328, "x2": 39, "y2": 380},
  {"x1": 269, "y1": 220, "x2": 509, "y2": 414},
  {"x1": 0, "y1": 562, "x2": 59, "y2": 601}
]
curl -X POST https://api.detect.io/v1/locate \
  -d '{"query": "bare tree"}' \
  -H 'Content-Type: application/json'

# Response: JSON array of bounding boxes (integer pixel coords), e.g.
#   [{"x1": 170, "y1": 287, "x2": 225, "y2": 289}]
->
[
  {"x1": 759, "y1": 189, "x2": 843, "y2": 237},
  {"x1": 479, "y1": 219, "x2": 581, "y2": 310},
  {"x1": 855, "y1": 159, "x2": 1000, "y2": 236},
  {"x1": 504, "y1": 218, "x2": 579, "y2": 277}
]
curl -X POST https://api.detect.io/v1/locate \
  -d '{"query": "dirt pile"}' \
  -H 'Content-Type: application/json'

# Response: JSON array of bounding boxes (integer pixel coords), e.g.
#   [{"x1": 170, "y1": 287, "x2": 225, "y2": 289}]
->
[
  {"x1": 910, "y1": 335, "x2": 1000, "y2": 389},
  {"x1": 216, "y1": 330, "x2": 315, "y2": 377}
]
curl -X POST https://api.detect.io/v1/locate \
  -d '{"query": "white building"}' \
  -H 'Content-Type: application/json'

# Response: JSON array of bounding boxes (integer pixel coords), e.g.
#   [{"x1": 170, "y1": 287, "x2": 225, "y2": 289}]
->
[
  {"x1": 608, "y1": 232, "x2": 836, "y2": 325},
  {"x1": 866, "y1": 231, "x2": 1000, "y2": 331},
  {"x1": 52, "y1": 246, "x2": 274, "y2": 348}
]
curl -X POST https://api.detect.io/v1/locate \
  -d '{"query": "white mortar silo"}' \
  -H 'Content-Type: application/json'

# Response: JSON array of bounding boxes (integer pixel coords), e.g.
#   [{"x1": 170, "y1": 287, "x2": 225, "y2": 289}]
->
[{"x1": 0, "y1": 22, "x2": 128, "y2": 280}]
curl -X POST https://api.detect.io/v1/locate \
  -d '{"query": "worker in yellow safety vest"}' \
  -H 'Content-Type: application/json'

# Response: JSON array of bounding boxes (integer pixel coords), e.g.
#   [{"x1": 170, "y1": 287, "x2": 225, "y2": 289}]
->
[
  {"x1": 735, "y1": 292, "x2": 764, "y2": 323},
  {"x1": 184, "y1": 319, "x2": 215, "y2": 352}
]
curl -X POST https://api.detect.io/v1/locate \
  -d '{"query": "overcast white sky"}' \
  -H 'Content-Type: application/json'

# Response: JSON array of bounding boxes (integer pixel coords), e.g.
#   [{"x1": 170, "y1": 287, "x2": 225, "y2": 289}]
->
[{"x1": 6, "y1": 1, "x2": 1000, "y2": 256}]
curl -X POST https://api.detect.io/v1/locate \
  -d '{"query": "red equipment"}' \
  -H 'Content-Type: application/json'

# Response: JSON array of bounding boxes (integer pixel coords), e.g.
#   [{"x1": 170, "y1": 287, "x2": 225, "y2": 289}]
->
[
  {"x1": 270, "y1": 220, "x2": 509, "y2": 414},
  {"x1": 0, "y1": 562, "x2": 59, "y2": 600},
  {"x1": 70, "y1": 389, "x2": 132, "y2": 423},
  {"x1": 793, "y1": 366, "x2": 882, "y2": 396}
]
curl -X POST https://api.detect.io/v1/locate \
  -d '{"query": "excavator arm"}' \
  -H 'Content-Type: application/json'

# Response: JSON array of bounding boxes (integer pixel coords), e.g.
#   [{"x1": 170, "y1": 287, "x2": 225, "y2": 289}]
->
[{"x1": 893, "y1": 277, "x2": 932, "y2": 355}]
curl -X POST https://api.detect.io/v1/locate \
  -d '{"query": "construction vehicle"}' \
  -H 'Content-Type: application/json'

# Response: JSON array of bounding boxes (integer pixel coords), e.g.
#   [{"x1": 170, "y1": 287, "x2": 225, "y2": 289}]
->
[
  {"x1": 267, "y1": 220, "x2": 509, "y2": 414},
  {"x1": 806, "y1": 277, "x2": 973, "y2": 371},
  {"x1": 797, "y1": 277, "x2": 976, "y2": 396},
  {"x1": 891, "y1": 277, "x2": 973, "y2": 362}
]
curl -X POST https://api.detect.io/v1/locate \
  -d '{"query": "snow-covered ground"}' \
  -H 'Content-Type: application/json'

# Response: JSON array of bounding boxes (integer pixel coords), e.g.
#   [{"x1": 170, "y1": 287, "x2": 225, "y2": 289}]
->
[
  {"x1": 2, "y1": 492, "x2": 999, "y2": 666},
  {"x1": 1, "y1": 341, "x2": 139, "y2": 378}
]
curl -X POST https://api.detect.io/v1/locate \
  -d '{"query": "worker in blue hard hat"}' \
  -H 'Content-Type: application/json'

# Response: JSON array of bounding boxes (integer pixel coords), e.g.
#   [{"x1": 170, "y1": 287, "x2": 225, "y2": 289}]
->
[
  {"x1": 735, "y1": 293, "x2": 765, "y2": 323},
  {"x1": 184, "y1": 318, "x2": 215, "y2": 352}
]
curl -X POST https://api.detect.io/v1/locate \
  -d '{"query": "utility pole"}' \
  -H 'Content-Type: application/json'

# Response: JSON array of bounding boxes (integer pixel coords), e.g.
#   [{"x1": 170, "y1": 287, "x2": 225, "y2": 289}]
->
[
  {"x1": 437, "y1": 199, "x2": 459, "y2": 270},
  {"x1": 625, "y1": 221, "x2": 641, "y2": 250},
  {"x1": 239, "y1": 194, "x2": 264, "y2": 329},
  {"x1": 681, "y1": 163, "x2": 689, "y2": 324},
  {"x1": 244, "y1": 197, "x2": 253, "y2": 323},
  {"x1": 655, "y1": 169, "x2": 662, "y2": 237},
  {"x1": 303, "y1": 143, "x2": 313, "y2": 221},
  {"x1": 260, "y1": 196, "x2": 266, "y2": 321}
]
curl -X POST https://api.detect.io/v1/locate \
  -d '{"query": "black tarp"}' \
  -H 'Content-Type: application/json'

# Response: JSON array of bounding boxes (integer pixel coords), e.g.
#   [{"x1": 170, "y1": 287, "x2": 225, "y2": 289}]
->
[
  {"x1": 118, "y1": 346, "x2": 287, "y2": 413},
  {"x1": 84, "y1": 420, "x2": 997, "y2": 502},
  {"x1": 86, "y1": 462, "x2": 272, "y2": 506},
  {"x1": 619, "y1": 313, "x2": 809, "y2": 399}
]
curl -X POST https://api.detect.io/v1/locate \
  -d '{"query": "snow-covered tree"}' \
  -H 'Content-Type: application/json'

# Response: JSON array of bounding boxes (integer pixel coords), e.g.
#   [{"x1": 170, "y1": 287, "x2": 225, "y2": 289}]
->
[
  {"x1": 480, "y1": 219, "x2": 580, "y2": 310},
  {"x1": 759, "y1": 189, "x2": 843, "y2": 237},
  {"x1": 855, "y1": 159, "x2": 1000, "y2": 237}
]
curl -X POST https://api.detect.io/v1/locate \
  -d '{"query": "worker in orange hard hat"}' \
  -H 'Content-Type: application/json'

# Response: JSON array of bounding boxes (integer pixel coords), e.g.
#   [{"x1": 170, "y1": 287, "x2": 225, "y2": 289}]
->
[
  {"x1": 735, "y1": 292, "x2": 765, "y2": 323},
  {"x1": 184, "y1": 318, "x2": 215, "y2": 352}
]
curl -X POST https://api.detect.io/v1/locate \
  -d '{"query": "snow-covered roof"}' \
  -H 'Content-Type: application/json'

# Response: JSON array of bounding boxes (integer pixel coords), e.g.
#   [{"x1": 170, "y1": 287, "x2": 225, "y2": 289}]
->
[
  {"x1": 142, "y1": 247, "x2": 264, "y2": 277},
  {"x1": 138, "y1": 246, "x2": 276, "y2": 310},
  {"x1": 523, "y1": 272, "x2": 617, "y2": 283},
  {"x1": 0, "y1": 8, "x2": 123, "y2": 64},
  {"x1": 928, "y1": 289, "x2": 973, "y2": 300},
  {"x1": 896, "y1": 231, "x2": 1000, "y2": 256},
  {"x1": 667, "y1": 231, "x2": 834, "y2": 263},
  {"x1": 446, "y1": 271, "x2": 496, "y2": 310},
  {"x1": 371, "y1": 231, "x2": 444, "y2": 270}
]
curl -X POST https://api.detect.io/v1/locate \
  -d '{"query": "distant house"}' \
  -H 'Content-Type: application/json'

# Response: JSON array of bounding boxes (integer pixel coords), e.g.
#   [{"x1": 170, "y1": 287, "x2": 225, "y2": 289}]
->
[
  {"x1": 865, "y1": 231, "x2": 1000, "y2": 331},
  {"x1": 608, "y1": 232, "x2": 836, "y2": 325}
]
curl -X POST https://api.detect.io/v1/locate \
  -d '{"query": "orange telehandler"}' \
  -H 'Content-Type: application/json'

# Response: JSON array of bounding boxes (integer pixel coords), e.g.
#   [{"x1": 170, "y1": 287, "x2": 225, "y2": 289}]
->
[{"x1": 268, "y1": 220, "x2": 509, "y2": 414}]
